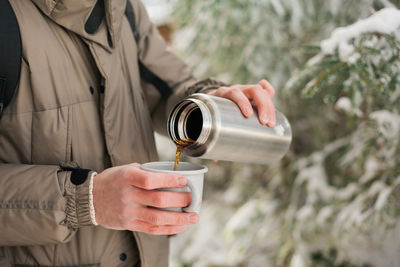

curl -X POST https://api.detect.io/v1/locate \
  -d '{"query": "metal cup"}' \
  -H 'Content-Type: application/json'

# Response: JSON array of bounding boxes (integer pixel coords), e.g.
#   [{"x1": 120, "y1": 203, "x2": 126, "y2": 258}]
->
[{"x1": 141, "y1": 161, "x2": 208, "y2": 213}]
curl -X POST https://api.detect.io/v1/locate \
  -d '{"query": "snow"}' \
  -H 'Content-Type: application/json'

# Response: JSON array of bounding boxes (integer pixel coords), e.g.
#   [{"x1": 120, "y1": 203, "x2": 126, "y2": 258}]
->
[
  {"x1": 335, "y1": 97, "x2": 351, "y2": 112},
  {"x1": 375, "y1": 186, "x2": 392, "y2": 210},
  {"x1": 169, "y1": 200, "x2": 232, "y2": 267},
  {"x1": 316, "y1": 206, "x2": 333, "y2": 225},
  {"x1": 290, "y1": 253, "x2": 306, "y2": 267},
  {"x1": 347, "y1": 52, "x2": 361, "y2": 64},
  {"x1": 270, "y1": 0, "x2": 285, "y2": 17},
  {"x1": 321, "y1": 8, "x2": 400, "y2": 61},
  {"x1": 142, "y1": 0, "x2": 172, "y2": 26},
  {"x1": 335, "y1": 183, "x2": 358, "y2": 199},
  {"x1": 370, "y1": 110, "x2": 400, "y2": 139},
  {"x1": 359, "y1": 156, "x2": 380, "y2": 184},
  {"x1": 329, "y1": 0, "x2": 341, "y2": 14},
  {"x1": 225, "y1": 200, "x2": 257, "y2": 233},
  {"x1": 170, "y1": 1, "x2": 400, "y2": 266},
  {"x1": 335, "y1": 97, "x2": 362, "y2": 116},
  {"x1": 289, "y1": 0, "x2": 303, "y2": 34},
  {"x1": 306, "y1": 54, "x2": 324, "y2": 66}
]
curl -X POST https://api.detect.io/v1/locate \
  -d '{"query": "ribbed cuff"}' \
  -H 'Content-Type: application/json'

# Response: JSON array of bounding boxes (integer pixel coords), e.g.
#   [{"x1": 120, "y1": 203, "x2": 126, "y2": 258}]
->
[
  {"x1": 89, "y1": 172, "x2": 98, "y2": 226},
  {"x1": 64, "y1": 170, "x2": 96, "y2": 229}
]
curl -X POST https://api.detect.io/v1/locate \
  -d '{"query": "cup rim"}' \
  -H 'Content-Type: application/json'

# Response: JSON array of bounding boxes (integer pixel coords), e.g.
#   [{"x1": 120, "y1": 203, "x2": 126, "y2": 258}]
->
[{"x1": 141, "y1": 161, "x2": 208, "y2": 174}]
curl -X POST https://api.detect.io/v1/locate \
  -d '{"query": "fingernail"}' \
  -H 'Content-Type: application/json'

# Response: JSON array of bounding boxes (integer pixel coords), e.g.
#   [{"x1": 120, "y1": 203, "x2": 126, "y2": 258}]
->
[
  {"x1": 245, "y1": 106, "x2": 252, "y2": 116},
  {"x1": 189, "y1": 214, "x2": 198, "y2": 224},
  {"x1": 178, "y1": 176, "x2": 187, "y2": 185},
  {"x1": 261, "y1": 114, "x2": 269, "y2": 124},
  {"x1": 268, "y1": 119, "x2": 276, "y2": 127}
]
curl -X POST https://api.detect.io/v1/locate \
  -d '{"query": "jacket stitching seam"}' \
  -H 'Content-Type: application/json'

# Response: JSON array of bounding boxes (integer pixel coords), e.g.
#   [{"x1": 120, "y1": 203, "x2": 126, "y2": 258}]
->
[
  {"x1": 30, "y1": 105, "x2": 33, "y2": 164},
  {"x1": 65, "y1": 106, "x2": 71, "y2": 162},
  {"x1": 2, "y1": 99, "x2": 95, "y2": 116},
  {"x1": 48, "y1": 0, "x2": 60, "y2": 17},
  {"x1": 0, "y1": 201, "x2": 63, "y2": 210},
  {"x1": 0, "y1": 207, "x2": 64, "y2": 211}
]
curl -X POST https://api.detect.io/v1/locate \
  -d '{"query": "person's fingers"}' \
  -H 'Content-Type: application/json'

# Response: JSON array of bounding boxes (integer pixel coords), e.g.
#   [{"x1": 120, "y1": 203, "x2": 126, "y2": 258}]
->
[
  {"x1": 131, "y1": 187, "x2": 192, "y2": 208},
  {"x1": 213, "y1": 83, "x2": 276, "y2": 124},
  {"x1": 215, "y1": 87, "x2": 253, "y2": 117},
  {"x1": 246, "y1": 86, "x2": 276, "y2": 126},
  {"x1": 129, "y1": 219, "x2": 188, "y2": 235},
  {"x1": 264, "y1": 97, "x2": 276, "y2": 127},
  {"x1": 258, "y1": 79, "x2": 276, "y2": 99},
  {"x1": 132, "y1": 207, "x2": 199, "y2": 226},
  {"x1": 124, "y1": 166, "x2": 187, "y2": 190}
]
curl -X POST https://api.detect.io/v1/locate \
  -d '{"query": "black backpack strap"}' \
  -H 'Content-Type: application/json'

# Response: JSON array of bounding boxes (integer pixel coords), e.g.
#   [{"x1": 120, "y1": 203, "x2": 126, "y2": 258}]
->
[
  {"x1": 125, "y1": 0, "x2": 172, "y2": 101},
  {"x1": 125, "y1": 0, "x2": 140, "y2": 43},
  {"x1": 0, "y1": 0, "x2": 22, "y2": 119}
]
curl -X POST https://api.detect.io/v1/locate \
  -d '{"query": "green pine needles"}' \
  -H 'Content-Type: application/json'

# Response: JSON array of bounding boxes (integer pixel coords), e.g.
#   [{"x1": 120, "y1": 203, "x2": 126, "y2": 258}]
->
[
  {"x1": 289, "y1": 32, "x2": 400, "y2": 109},
  {"x1": 170, "y1": 2, "x2": 400, "y2": 266}
]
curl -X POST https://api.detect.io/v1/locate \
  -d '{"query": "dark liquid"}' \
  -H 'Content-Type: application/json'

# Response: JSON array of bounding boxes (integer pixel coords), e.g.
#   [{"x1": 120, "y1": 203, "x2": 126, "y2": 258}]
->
[
  {"x1": 174, "y1": 139, "x2": 194, "y2": 171},
  {"x1": 173, "y1": 106, "x2": 203, "y2": 170}
]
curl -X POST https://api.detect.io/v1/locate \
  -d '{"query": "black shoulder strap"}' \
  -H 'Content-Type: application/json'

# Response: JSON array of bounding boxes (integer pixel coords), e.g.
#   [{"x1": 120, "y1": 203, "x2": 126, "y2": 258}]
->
[
  {"x1": 124, "y1": 0, "x2": 172, "y2": 101},
  {"x1": 0, "y1": 0, "x2": 22, "y2": 119}
]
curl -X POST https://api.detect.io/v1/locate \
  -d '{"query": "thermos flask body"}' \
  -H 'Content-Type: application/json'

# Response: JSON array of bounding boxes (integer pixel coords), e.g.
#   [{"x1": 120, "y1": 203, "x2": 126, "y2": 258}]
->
[{"x1": 167, "y1": 93, "x2": 292, "y2": 164}]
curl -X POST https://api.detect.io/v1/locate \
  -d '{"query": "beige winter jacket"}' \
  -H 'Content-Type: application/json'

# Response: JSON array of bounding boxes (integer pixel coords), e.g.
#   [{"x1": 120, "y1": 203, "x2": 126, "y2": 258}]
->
[{"x1": 0, "y1": 0, "x2": 224, "y2": 266}]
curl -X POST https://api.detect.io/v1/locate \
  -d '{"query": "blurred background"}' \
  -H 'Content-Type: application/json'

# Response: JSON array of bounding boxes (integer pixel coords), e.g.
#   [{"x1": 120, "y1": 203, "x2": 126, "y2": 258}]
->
[{"x1": 143, "y1": 0, "x2": 400, "y2": 266}]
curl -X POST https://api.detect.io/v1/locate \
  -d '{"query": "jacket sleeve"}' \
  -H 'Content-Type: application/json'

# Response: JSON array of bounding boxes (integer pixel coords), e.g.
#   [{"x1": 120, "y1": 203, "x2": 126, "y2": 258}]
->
[
  {"x1": 0, "y1": 163, "x2": 94, "y2": 246},
  {"x1": 133, "y1": 0, "x2": 227, "y2": 135}
]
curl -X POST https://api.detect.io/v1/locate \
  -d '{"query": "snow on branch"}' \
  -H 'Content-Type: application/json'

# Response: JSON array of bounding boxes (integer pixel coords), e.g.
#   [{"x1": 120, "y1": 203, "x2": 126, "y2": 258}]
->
[{"x1": 321, "y1": 8, "x2": 400, "y2": 61}]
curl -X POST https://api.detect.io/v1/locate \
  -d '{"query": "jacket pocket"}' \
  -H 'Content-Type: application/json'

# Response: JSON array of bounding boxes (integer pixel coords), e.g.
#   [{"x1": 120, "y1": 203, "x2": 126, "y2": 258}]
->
[
  {"x1": 0, "y1": 257, "x2": 11, "y2": 267},
  {"x1": 31, "y1": 106, "x2": 72, "y2": 165},
  {"x1": 0, "y1": 247, "x2": 11, "y2": 267}
]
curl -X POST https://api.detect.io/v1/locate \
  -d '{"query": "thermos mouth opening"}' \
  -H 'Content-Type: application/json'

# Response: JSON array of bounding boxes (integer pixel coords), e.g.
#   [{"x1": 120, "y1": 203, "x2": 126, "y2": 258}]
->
[
  {"x1": 183, "y1": 106, "x2": 203, "y2": 141},
  {"x1": 168, "y1": 98, "x2": 212, "y2": 147}
]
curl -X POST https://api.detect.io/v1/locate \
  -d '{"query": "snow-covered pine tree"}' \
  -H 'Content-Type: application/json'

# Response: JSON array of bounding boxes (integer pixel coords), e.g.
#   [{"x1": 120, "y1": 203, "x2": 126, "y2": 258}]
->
[
  {"x1": 172, "y1": 0, "x2": 378, "y2": 87},
  {"x1": 170, "y1": 1, "x2": 400, "y2": 266},
  {"x1": 282, "y1": 8, "x2": 400, "y2": 266}
]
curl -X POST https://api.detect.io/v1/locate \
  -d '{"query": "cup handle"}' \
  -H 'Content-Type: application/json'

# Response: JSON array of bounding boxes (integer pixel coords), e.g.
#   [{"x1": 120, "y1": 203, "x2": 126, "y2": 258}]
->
[{"x1": 182, "y1": 179, "x2": 200, "y2": 213}]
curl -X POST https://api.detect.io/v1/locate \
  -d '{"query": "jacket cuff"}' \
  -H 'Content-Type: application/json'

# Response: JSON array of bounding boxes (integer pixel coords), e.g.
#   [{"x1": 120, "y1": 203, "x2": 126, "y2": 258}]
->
[
  {"x1": 62, "y1": 170, "x2": 96, "y2": 229},
  {"x1": 186, "y1": 78, "x2": 228, "y2": 95}
]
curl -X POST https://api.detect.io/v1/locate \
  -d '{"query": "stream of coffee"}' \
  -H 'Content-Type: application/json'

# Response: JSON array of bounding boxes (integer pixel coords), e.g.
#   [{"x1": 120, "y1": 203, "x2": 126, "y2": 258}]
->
[{"x1": 173, "y1": 139, "x2": 194, "y2": 171}]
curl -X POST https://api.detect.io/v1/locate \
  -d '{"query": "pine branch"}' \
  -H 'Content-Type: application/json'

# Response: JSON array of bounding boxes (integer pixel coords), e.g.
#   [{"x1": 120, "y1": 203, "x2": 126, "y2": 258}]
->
[
  {"x1": 302, "y1": 61, "x2": 346, "y2": 97},
  {"x1": 353, "y1": 64, "x2": 370, "y2": 83}
]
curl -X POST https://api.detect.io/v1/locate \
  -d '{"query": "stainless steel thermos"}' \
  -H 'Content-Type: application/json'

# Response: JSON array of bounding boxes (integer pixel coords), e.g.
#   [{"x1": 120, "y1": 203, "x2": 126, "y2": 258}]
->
[{"x1": 167, "y1": 93, "x2": 292, "y2": 164}]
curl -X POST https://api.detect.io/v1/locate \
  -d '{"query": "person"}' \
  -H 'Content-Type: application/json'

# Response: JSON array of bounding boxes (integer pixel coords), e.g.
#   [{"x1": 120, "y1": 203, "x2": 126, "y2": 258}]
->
[{"x1": 0, "y1": 0, "x2": 276, "y2": 266}]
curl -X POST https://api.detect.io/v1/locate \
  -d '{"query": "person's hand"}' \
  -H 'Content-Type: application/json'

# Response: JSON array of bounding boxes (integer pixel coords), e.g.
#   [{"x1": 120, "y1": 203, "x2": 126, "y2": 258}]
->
[
  {"x1": 207, "y1": 79, "x2": 276, "y2": 127},
  {"x1": 93, "y1": 163, "x2": 199, "y2": 235}
]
